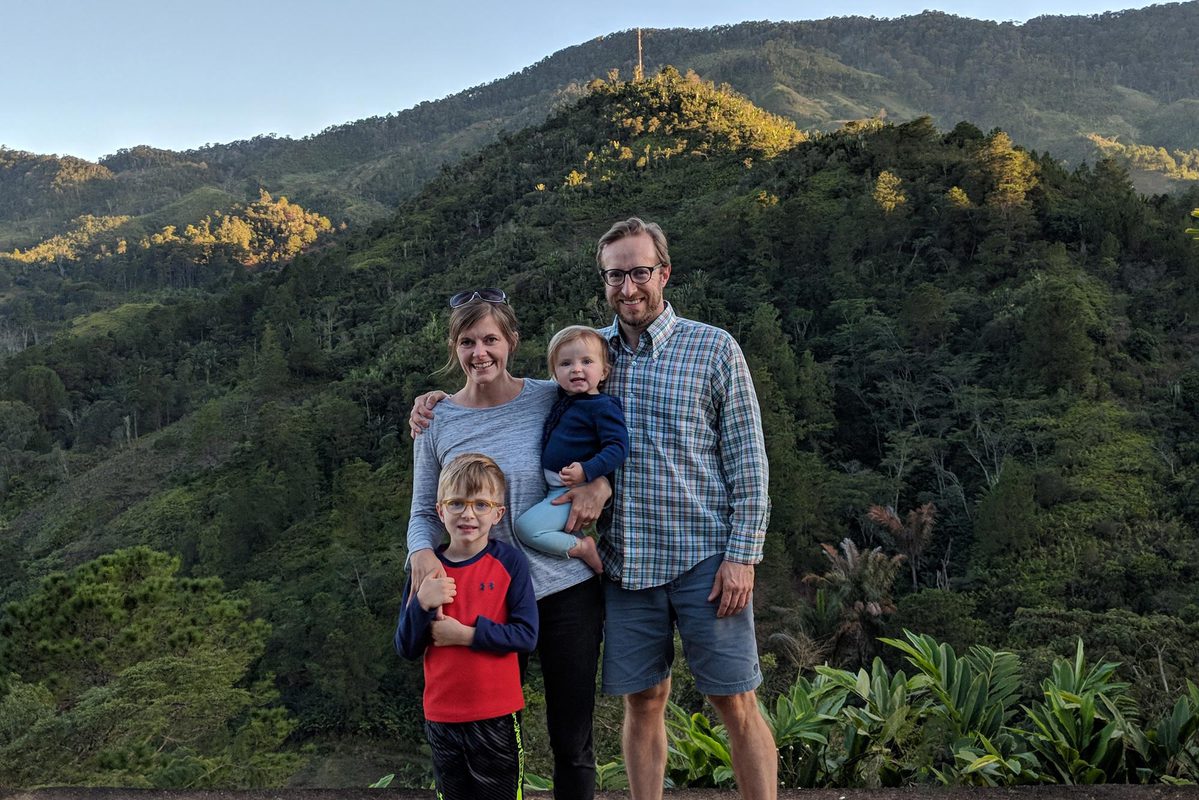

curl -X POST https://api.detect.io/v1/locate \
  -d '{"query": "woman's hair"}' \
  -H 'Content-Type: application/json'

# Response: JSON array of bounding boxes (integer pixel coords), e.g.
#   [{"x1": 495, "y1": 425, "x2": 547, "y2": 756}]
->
[
  {"x1": 546, "y1": 325, "x2": 609, "y2": 377},
  {"x1": 437, "y1": 452, "x2": 507, "y2": 502},
  {"x1": 438, "y1": 299, "x2": 521, "y2": 375}
]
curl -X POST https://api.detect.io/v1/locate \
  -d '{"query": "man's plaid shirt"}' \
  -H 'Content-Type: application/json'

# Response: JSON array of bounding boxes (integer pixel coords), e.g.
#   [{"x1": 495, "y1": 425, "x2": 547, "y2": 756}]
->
[{"x1": 598, "y1": 303, "x2": 770, "y2": 589}]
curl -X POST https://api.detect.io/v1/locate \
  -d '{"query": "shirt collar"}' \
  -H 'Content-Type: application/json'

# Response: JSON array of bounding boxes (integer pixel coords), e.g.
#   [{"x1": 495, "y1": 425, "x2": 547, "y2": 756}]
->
[{"x1": 606, "y1": 302, "x2": 677, "y2": 358}]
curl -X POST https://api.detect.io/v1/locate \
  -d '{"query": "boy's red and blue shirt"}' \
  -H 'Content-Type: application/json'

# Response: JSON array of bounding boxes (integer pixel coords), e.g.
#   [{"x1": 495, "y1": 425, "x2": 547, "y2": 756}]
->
[{"x1": 395, "y1": 539, "x2": 538, "y2": 723}]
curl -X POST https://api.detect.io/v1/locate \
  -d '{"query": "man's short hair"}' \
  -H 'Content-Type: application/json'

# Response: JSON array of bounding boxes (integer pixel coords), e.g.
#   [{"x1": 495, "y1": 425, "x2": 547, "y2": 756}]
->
[
  {"x1": 596, "y1": 217, "x2": 670, "y2": 269},
  {"x1": 437, "y1": 453, "x2": 507, "y2": 502}
]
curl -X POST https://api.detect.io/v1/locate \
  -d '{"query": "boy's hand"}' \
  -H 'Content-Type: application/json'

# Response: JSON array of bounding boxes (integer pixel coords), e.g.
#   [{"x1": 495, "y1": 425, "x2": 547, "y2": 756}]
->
[
  {"x1": 558, "y1": 462, "x2": 586, "y2": 487},
  {"x1": 409, "y1": 391, "x2": 448, "y2": 438},
  {"x1": 430, "y1": 615, "x2": 474, "y2": 647},
  {"x1": 417, "y1": 575, "x2": 456, "y2": 612}
]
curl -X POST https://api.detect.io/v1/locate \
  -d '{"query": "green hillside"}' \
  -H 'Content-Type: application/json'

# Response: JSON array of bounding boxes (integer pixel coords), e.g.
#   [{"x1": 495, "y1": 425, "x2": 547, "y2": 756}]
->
[{"x1": 3, "y1": 68, "x2": 1199, "y2": 787}]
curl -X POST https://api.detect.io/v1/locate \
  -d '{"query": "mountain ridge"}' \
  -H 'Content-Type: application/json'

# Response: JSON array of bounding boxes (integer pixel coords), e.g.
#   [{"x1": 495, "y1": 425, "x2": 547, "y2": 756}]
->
[{"x1": 3, "y1": 3, "x2": 1199, "y2": 252}]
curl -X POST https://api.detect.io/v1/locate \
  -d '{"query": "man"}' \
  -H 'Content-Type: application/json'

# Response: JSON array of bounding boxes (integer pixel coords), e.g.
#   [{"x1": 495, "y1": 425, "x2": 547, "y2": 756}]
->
[{"x1": 593, "y1": 217, "x2": 775, "y2": 800}]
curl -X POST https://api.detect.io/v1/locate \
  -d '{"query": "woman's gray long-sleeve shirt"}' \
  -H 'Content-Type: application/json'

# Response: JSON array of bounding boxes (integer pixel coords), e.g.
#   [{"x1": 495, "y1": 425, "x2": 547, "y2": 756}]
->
[{"x1": 407, "y1": 378, "x2": 595, "y2": 599}]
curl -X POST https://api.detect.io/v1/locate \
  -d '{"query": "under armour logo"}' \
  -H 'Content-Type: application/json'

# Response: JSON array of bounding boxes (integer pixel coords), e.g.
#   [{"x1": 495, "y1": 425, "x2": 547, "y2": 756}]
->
[{"x1": 478, "y1": 581, "x2": 496, "y2": 591}]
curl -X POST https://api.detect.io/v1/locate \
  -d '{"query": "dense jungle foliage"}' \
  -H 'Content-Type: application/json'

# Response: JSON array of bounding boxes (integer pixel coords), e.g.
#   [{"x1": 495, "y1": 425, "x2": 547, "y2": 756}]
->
[
  {"x1": 4, "y1": 3, "x2": 1199, "y2": 254},
  {"x1": 2, "y1": 68, "x2": 1199, "y2": 788}
]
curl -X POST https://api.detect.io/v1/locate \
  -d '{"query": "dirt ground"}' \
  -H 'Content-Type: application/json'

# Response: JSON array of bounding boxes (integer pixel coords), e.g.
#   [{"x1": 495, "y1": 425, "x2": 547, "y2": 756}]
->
[{"x1": 4, "y1": 786, "x2": 1199, "y2": 800}]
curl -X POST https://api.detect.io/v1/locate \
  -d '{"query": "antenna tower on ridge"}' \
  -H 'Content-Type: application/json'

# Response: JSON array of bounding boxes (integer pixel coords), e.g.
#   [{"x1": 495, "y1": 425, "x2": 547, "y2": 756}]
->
[{"x1": 635, "y1": 28, "x2": 644, "y2": 81}]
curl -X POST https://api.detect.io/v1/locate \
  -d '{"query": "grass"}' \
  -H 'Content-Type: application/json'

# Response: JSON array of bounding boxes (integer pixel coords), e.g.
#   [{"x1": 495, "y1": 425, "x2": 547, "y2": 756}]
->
[
  {"x1": 68, "y1": 302, "x2": 162, "y2": 337},
  {"x1": 125, "y1": 186, "x2": 242, "y2": 236}
]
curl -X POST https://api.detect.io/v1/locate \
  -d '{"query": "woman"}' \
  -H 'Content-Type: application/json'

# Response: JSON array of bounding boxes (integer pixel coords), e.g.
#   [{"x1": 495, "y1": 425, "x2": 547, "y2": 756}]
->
[{"x1": 406, "y1": 290, "x2": 608, "y2": 800}]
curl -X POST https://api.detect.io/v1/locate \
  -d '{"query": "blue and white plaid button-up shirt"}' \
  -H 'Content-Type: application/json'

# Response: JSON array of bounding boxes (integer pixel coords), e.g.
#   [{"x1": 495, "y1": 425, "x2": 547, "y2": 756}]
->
[{"x1": 598, "y1": 302, "x2": 770, "y2": 589}]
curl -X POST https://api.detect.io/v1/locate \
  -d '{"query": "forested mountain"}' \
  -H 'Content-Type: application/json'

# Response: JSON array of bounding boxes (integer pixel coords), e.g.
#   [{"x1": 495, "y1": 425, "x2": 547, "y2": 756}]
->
[
  {"x1": 4, "y1": 2, "x2": 1199, "y2": 255},
  {"x1": 2, "y1": 66, "x2": 1199, "y2": 787}
]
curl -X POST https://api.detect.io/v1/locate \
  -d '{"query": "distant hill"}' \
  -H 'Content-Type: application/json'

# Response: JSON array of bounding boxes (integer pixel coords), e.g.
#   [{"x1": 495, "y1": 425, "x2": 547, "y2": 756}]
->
[{"x1": 3, "y1": 5, "x2": 1199, "y2": 249}]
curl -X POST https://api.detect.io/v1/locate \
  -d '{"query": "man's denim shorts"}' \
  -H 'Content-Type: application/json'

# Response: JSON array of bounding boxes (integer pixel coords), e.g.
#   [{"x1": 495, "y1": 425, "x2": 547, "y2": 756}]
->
[{"x1": 601, "y1": 553, "x2": 762, "y2": 697}]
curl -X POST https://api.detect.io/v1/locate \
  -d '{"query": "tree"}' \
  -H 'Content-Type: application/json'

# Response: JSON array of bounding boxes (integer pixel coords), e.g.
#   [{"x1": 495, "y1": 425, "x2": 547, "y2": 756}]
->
[
  {"x1": 806, "y1": 539, "x2": 905, "y2": 665},
  {"x1": 873, "y1": 170, "x2": 908, "y2": 214},
  {"x1": 978, "y1": 131, "x2": 1038, "y2": 211},
  {"x1": 254, "y1": 324, "x2": 289, "y2": 395},
  {"x1": 866, "y1": 502, "x2": 936, "y2": 588},
  {"x1": 5, "y1": 366, "x2": 67, "y2": 430},
  {"x1": 740, "y1": 304, "x2": 811, "y2": 586},
  {"x1": 187, "y1": 398, "x2": 230, "y2": 467},
  {"x1": 970, "y1": 461, "x2": 1039, "y2": 561},
  {"x1": 0, "y1": 547, "x2": 300, "y2": 787},
  {"x1": 0, "y1": 400, "x2": 37, "y2": 451},
  {"x1": 1019, "y1": 272, "x2": 1105, "y2": 392},
  {"x1": 0, "y1": 400, "x2": 38, "y2": 495},
  {"x1": 793, "y1": 350, "x2": 836, "y2": 450}
]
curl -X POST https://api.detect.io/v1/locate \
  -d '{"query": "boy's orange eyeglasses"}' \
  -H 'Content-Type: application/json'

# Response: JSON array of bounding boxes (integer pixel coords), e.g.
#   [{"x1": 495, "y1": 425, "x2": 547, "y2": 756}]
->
[{"x1": 439, "y1": 498, "x2": 503, "y2": 515}]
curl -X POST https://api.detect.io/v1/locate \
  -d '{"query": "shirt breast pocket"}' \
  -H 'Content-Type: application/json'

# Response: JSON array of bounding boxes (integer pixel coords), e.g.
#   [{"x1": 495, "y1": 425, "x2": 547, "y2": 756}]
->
[{"x1": 646, "y1": 392, "x2": 717, "y2": 452}]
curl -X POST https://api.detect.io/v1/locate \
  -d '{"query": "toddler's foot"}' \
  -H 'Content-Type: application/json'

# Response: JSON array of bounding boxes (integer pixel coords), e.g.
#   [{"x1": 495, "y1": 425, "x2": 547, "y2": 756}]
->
[{"x1": 569, "y1": 536, "x2": 604, "y2": 574}]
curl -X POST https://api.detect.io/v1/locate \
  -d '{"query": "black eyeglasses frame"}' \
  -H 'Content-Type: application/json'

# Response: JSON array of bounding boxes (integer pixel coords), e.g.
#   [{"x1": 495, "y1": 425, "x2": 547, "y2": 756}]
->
[{"x1": 599, "y1": 263, "x2": 665, "y2": 287}]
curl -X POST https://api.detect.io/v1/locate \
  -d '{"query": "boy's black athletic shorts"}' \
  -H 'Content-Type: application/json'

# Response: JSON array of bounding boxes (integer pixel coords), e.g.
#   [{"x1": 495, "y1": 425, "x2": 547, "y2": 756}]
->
[{"x1": 425, "y1": 711, "x2": 524, "y2": 799}]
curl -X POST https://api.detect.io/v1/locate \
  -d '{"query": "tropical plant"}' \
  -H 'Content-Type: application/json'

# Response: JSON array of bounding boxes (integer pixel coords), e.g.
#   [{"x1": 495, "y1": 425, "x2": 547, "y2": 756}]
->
[
  {"x1": 595, "y1": 759, "x2": 629, "y2": 790},
  {"x1": 806, "y1": 539, "x2": 905, "y2": 664},
  {"x1": 760, "y1": 672, "x2": 848, "y2": 788},
  {"x1": 1127, "y1": 681, "x2": 1199, "y2": 783},
  {"x1": 939, "y1": 733, "x2": 1042, "y2": 786},
  {"x1": 665, "y1": 702, "x2": 734, "y2": 787},
  {"x1": 883, "y1": 631, "x2": 1021, "y2": 743},
  {"x1": 882, "y1": 630, "x2": 1037, "y2": 785},
  {"x1": 524, "y1": 772, "x2": 553, "y2": 790},
  {"x1": 867, "y1": 503, "x2": 937, "y2": 588},
  {"x1": 650, "y1": 632, "x2": 1199, "y2": 790},
  {"x1": 815, "y1": 658, "x2": 924, "y2": 786},
  {"x1": 1022, "y1": 640, "x2": 1136, "y2": 784}
]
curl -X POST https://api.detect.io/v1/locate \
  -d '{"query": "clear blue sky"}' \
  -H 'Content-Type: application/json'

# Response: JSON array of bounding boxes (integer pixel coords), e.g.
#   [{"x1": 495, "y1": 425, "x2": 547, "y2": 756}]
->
[{"x1": 0, "y1": 0, "x2": 1161, "y2": 162}]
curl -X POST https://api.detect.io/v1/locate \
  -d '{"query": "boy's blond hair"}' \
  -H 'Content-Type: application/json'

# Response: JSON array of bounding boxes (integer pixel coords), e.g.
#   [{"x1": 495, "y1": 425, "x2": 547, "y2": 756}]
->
[
  {"x1": 546, "y1": 325, "x2": 609, "y2": 377},
  {"x1": 437, "y1": 453, "x2": 507, "y2": 502}
]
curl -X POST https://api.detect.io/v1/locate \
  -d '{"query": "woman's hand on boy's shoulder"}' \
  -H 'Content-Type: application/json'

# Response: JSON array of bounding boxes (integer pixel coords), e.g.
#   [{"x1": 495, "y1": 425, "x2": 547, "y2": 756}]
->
[{"x1": 409, "y1": 390, "x2": 448, "y2": 438}]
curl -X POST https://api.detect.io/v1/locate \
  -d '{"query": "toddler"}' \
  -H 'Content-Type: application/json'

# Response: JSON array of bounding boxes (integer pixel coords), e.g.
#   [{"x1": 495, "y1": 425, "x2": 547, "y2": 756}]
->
[{"x1": 514, "y1": 325, "x2": 628, "y2": 573}]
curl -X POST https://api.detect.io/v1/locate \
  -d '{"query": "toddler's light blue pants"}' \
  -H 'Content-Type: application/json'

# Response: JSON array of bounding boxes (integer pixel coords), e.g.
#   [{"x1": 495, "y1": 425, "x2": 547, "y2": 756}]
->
[{"x1": 513, "y1": 486, "x2": 577, "y2": 558}]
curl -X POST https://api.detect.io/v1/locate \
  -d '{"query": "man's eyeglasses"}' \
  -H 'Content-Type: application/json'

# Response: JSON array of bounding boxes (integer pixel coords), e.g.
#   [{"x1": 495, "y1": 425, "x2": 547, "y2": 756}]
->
[
  {"x1": 439, "y1": 498, "x2": 504, "y2": 515},
  {"x1": 599, "y1": 264, "x2": 664, "y2": 287},
  {"x1": 449, "y1": 288, "x2": 509, "y2": 308}
]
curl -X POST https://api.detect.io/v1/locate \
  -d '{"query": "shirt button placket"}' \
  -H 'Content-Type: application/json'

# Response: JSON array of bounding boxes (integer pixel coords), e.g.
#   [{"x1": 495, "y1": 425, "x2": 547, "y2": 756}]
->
[{"x1": 628, "y1": 352, "x2": 637, "y2": 587}]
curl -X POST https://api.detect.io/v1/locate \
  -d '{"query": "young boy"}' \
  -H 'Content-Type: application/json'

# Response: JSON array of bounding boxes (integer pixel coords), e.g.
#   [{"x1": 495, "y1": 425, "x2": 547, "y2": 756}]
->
[{"x1": 395, "y1": 453, "x2": 538, "y2": 799}]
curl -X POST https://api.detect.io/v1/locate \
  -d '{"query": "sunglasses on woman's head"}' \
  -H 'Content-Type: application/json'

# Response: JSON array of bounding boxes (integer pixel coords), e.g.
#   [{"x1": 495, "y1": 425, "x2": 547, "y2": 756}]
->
[{"x1": 448, "y1": 288, "x2": 509, "y2": 308}]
